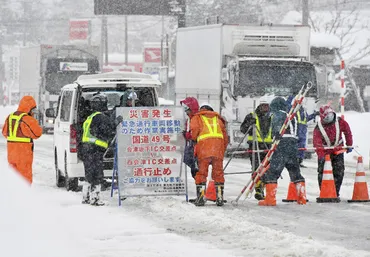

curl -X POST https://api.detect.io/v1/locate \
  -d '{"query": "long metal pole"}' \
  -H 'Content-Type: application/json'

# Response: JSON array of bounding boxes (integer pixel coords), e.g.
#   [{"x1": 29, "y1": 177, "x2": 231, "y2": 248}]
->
[
  {"x1": 302, "y1": 0, "x2": 309, "y2": 25},
  {"x1": 104, "y1": 17, "x2": 108, "y2": 65},
  {"x1": 125, "y1": 16, "x2": 128, "y2": 65}
]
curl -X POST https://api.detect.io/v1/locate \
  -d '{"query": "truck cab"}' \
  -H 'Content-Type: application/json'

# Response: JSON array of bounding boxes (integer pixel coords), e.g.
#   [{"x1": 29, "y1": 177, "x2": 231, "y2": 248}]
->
[{"x1": 175, "y1": 24, "x2": 318, "y2": 154}]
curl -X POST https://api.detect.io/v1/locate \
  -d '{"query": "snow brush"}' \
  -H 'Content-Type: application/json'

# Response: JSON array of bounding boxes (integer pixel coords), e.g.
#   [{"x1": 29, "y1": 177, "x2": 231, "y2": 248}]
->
[{"x1": 231, "y1": 81, "x2": 313, "y2": 206}]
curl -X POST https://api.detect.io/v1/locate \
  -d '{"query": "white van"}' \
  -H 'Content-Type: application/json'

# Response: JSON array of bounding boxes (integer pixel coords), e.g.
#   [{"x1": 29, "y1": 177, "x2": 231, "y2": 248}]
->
[{"x1": 45, "y1": 72, "x2": 161, "y2": 191}]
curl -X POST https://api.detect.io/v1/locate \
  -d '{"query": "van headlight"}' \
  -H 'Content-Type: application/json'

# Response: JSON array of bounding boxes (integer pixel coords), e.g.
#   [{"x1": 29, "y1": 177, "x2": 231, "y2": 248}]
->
[{"x1": 47, "y1": 119, "x2": 54, "y2": 124}]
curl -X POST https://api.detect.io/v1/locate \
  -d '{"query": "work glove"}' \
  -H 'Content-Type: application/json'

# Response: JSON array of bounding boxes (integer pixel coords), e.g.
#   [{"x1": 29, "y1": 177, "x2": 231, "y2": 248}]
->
[
  {"x1": 313, "y1": 110, "x2": 320, "y2": 116},
  {"x1": 182, "y1": 130, "x2": 192, "y2": 140},
  {"x1": 115, "y1": 115, "x2": 123, "y2": 126},
  {"x1": 333, "y1": 146, "x2": 343, "y2": 153},
  {"x1": 346, "y1": 147, "x2": 353, "y2": 153}
]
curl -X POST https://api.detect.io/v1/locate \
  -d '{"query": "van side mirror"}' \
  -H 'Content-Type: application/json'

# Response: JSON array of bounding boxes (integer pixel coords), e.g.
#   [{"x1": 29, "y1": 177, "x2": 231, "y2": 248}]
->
[
  {"x1": 221, "y1": 68, "x2": 229, "y2": 82},
  {"x1": 45, "y1": 108, "x2": 56, "y2": 118}
]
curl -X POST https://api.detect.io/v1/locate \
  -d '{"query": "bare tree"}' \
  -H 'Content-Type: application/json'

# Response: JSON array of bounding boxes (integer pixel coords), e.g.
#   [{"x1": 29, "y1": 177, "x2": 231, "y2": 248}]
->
[{"x1": 308, "y1": 2, "x2": 370, "y2": 66}]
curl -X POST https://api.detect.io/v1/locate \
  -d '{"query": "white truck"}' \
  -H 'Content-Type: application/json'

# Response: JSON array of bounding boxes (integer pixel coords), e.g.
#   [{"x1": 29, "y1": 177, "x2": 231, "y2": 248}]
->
[
  {"x1": 19, "y1": 44, "x2": 100, "y2": 133},
  {"x1": 175, "y1": 23, "x2": 318, "y2": 154}
]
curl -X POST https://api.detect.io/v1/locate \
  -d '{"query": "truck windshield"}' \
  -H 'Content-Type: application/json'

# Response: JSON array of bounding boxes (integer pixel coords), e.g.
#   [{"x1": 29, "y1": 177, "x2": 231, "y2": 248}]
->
[{"x1": 236, "y1": 60, "x2": 317, "y2": 98}]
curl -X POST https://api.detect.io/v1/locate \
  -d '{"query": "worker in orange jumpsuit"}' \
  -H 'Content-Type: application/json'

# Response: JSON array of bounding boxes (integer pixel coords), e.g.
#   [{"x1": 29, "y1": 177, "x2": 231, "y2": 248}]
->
[
  {"x1": 190, "y1": 103, "x2": 228, "y2": 206},
  {"x1": 2, "y1": 96, "x2": 42, "y2": 184}
]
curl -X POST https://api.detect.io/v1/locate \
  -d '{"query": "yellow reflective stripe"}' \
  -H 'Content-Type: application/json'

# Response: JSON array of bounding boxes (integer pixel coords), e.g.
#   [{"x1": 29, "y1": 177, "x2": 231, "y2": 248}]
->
[
  {"x1": 95, "y1": 140, "x2": 108, "y2": 148},
  {"x1": 82, "y1": 112, "x2": 108, "y2": 149},
  {"x1": 198, "y1": 115, "x2": 224, "y2": 141},
  {"x1": 297, "y1": 111, "x2": 307, "y2": 125},
  {"x1": 247, "y1": 113, "x2": 273, "y2": 143},
  {"x1": 7, "y1": 113, "x2": 31, "y2": 143}
]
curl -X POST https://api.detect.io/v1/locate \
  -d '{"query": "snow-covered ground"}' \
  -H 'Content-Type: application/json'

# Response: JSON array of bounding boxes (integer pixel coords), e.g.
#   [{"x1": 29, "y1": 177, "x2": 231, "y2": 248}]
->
[{"x1": 1, "y1": 107, "x2": 370, "y2": 257}]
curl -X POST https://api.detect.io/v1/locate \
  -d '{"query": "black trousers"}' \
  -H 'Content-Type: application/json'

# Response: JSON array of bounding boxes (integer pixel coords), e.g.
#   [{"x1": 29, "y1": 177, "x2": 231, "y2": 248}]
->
[
  {"x1": 81, "y1": 144, "x2": 105, "y2": 186},
  {"x1": 263, "y1": 139, "x2": 305, "y2": 184},
  {"x1": 317, "y1": 153, "x2": 345, "y2": 196}
]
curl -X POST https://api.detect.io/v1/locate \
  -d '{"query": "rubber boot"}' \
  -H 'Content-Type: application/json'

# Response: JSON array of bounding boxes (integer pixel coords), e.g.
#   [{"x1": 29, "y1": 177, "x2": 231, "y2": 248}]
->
[
  {"x1": 299, "y1": 158, "x2": 307, "y2": 168},
  {"x1": 254, "y1": 180, "x2": 265, "y2": 200},
  {"x1": 195, "y1": 183, "x2": 206, "y2": 206},
  {"x1": 296, "y1": 181, "x2": 307, "y2": 205},
  {"x1": 81, "y1": 182, "x2": 91, "y2": 204},
  {"x1": 90, "y1": 184, "x2": 105, "y2": 206},
  {"x1": 258, "y1": 183, "x2": 277, "y2": 206},
  {"x1": 215, "y1": 183, "x2": 224, "y2": 206}
]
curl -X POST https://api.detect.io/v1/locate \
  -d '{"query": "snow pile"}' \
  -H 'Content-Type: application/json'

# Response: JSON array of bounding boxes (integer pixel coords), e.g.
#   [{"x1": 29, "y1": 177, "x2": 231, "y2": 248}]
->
[
  {"x1": 0, "y1": 105, "x2": 16, "y2": 129},
  {"x1": 0, "y1": 159, "x2": 83, "y2": 257},
  {"x1": 343, "y1": 112, "x2": 370, "y2": 167},
  {"x1": 0, "y1": 154, "x2": 237, "y2": 257}
]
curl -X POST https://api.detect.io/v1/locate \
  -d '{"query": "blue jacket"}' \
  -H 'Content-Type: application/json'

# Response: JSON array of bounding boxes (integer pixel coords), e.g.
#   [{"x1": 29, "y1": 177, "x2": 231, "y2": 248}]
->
[{"x1": 285, "y1": 95, "x2": 316, "y2": 144}]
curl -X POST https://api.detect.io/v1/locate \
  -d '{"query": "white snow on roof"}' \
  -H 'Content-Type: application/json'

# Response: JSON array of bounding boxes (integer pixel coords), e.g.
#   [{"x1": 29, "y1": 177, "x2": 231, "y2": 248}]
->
[{"x1": 311, "y1": 32, "x2": 341, "y2": 49}]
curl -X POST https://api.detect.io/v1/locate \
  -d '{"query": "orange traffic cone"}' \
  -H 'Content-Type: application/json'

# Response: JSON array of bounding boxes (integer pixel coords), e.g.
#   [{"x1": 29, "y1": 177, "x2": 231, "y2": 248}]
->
[
  {"x1": 282, "y1": 182, "x2": 297, "y2": 202},
  {"x1": 348, "y1": 156, "x2": 370, "y2": 203},
  {"x1": 204, "y1": 180, "x2": 216, "y2": 201},
  {"x1": 316, "y1": 155, "x2": 340, "y2": 203},
  {"x1": 282, "y1": 182, "x2": 309, "y2": 202}
]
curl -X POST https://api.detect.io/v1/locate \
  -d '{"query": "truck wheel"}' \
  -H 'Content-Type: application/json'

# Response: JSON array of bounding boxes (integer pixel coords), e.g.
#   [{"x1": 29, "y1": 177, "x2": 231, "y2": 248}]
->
[
  {"x1": 55, "y1": 151, "x2": 65, "y2": 188},
  {"x1": 64, "y1": 155, "x2": 79, "y2": 191}
]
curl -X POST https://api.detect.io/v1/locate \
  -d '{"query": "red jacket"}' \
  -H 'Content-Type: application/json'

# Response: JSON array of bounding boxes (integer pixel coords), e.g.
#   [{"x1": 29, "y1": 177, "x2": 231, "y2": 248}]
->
[{"x1": 313, "y1": 114, "x2": 353, "y2": 159}]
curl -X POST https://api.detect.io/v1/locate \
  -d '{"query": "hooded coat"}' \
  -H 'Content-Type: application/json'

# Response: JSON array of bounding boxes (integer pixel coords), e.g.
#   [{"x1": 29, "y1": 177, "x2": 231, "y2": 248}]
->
[
  {"x1": 240, "y1": 103, "x2": 271, "y2": 149},
  {"x1": 190, "y1": 110, "x2": 228, "y2": 160},
  {"x1": 2, "y1": 96, "x2": 42, "y2": 183},
  {"x1": 180, "y1": 97, "x2": 200, "y2": 177},
  {"x1": 313, "y1": 113, "x2": 353, "y2": 159},
  {"x1": 263, "y1": 97, "x2": 305, "y2": 184}
]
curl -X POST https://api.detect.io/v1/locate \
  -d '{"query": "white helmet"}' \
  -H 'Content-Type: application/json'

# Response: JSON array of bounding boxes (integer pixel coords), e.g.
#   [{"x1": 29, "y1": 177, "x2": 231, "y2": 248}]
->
[
  {"x1": 199, "y1": 102, "x2": 214, "y2": 111},
  {"x1": 128, "y1": 91, "x2": 138, "y2": 100}
]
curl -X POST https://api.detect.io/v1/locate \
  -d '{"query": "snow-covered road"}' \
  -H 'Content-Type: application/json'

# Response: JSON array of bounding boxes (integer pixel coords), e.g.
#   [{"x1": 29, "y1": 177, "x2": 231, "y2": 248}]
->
[{"x1": 1, "y1": 135, "x2": 370, "y2": 257}]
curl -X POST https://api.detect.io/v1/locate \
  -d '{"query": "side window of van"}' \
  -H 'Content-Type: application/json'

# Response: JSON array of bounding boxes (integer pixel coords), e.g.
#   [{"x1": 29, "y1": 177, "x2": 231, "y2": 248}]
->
[
  {"x1": 60, "y1": 91, "x2": 73, "y2": 122},
  {"x1": 55, "y1": 95, "x2": 61, "y2": 118}
]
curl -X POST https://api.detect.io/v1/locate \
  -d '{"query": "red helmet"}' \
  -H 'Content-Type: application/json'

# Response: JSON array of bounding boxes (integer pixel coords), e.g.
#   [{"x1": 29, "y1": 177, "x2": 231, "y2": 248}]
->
[
  {"x1": 180, "y1": 97, "x2": 199, "y2": 113},
  {"x1": 320, "y1": 105, "x2": 335, "y2": 123}
]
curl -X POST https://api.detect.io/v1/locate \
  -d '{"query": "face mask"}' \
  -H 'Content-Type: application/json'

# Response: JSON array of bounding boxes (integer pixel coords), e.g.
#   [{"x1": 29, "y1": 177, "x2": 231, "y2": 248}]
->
[{"x1": 322, "y1": 112, "x2": 334, "y2": 123}]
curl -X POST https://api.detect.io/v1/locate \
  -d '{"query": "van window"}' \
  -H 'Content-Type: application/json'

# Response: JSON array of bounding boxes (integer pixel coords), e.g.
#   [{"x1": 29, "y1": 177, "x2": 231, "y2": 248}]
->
[
  {"x1": 55, "y1": 95, "x2": 61, "y2": 118},
  {"x1": 60, "y1": 91, "x2": 73, "y2": 122}
]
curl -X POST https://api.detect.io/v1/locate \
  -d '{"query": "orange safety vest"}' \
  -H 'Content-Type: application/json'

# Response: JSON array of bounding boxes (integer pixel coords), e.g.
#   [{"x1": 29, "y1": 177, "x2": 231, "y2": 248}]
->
[
  {"x1": 7, "y1": 113, "x2": 31, "y2": 143},
  {"x1": 197, "y1": 115, "x2": 224, "y2": 142}
]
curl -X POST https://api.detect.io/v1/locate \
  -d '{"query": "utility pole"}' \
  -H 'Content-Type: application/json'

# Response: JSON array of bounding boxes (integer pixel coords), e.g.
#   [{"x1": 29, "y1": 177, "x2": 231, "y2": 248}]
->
[
  {"x1": 22, "y1": 1, "x2": 28, "y2": 46},
  {"x1": 104, "y1": 17, "x2": 108, "y2": 65},
  {"x1": 0, "y1": 2, "x2": 4, "y2": 106},
  {"x1": 125, "y1": 16, "x2": 128, "y2": 65},
  {"x1": 100, "y1": 16, "x2": 108, "y2": 70},
  {"x1": 302, "y1": 0, "x2": 309, "y2": 25},
  {"x1": 0, "y1": 36, "x2": 3, "y2": 106},
  {"x1": 178, "y1": 0, "x2": 186, "y2": 28}
]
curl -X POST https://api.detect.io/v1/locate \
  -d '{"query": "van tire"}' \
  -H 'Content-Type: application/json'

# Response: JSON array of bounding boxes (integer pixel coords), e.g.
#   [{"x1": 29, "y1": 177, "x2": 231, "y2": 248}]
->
[
  {"x1": 64, "y1": 154, "x2": 78, "y2": 192},
  {"x1": 55, "y1": 150, "x2": 65, "y2": 188}
]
